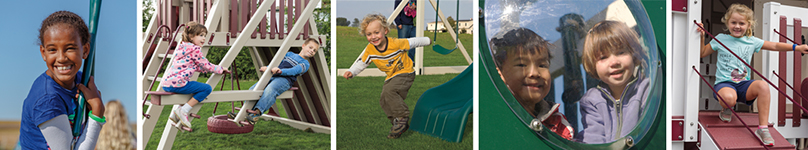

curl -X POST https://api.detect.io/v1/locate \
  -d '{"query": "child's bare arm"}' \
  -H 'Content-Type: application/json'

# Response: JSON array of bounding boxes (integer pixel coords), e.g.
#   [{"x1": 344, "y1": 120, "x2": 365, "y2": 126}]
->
[{"x1": 761, "y1": 41, "x2": 808, "y2": 53}]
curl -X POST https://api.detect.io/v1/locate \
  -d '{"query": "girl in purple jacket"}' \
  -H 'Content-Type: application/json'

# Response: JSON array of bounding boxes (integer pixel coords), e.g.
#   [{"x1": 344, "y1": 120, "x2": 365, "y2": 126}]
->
[{"x1": 578, "y1": 20, "x2": 649, "y2": 144}]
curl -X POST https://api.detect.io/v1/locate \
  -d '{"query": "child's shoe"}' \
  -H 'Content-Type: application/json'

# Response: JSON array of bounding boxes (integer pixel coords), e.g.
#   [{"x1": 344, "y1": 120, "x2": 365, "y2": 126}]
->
[
  {"x1": 246, "y1": 108, "x2": 262, "y2": 115},
  {"x1": 169, "y1": 105, "x2": 180, "y2": 123},
  {"x1": 719, "y1": 108, "x2": 732, "y2": 122},
  {"x1": 387, "y1": 117, "x2": 409, "y2": 139},
  {"x1": 245, "y1": 114, "x2": 259, "y2": 124},
  {"x1": 755, "y1": 128, "x2": 775, "y2": 146},
  {"x1": 173, "y1": 107, "x2": 192, "y2": 128}
]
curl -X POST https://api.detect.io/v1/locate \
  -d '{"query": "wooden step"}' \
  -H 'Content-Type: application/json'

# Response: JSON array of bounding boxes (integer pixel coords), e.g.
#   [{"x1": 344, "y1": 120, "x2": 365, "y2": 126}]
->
[{"x1": 699, "y1": 111, "x2": 796, "y2": 150}]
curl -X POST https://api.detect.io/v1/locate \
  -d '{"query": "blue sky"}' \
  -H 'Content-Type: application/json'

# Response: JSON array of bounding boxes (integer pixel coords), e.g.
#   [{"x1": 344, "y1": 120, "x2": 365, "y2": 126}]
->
[
  {"x1": 0, "y1": 1, "x2": 136, "y2": 122},
  {"x1": 336, "y1": 0, "x2": 474, "y2": 28},
  {"x1": 484, "y1": 0, "x2": 612, "y2": 42}
]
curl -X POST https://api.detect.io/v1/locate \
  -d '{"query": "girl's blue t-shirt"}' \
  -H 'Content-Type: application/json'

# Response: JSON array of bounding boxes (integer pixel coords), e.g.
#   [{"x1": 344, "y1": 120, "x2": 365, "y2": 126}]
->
[
  {"x1": 19, "y1": 72, "x2": 81, "y2": 149},
  {"x1": 710, "y1": 33, "x2": 764, "y2": 84}
]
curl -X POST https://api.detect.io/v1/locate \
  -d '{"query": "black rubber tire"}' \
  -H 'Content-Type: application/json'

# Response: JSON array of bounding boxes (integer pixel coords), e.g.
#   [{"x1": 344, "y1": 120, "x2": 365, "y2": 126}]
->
[{"x1": 206, "y1": 115, "x2": 254, "y2": 134}]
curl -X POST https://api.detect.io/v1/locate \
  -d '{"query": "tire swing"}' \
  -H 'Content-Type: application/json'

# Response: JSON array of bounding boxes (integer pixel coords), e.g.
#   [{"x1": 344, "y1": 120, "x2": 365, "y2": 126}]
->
[
  {"x1": 207, "y1": 64, "x2": 254, "y2": 134},
  {"x1": 431, "y1": 0, "x2": 460, "y2": 55}
]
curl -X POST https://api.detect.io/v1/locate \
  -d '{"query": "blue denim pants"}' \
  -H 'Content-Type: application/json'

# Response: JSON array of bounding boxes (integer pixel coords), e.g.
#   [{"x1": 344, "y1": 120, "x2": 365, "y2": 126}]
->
[
  {"x1": 249, "y1": 77, "x2": 293, "y2": 114},
  {"x1": 398, "y1": 24, "x2": 417, "y2": 61},
  {"x1": 163, "y1": 81, "x2": 212, "y2": 102}
]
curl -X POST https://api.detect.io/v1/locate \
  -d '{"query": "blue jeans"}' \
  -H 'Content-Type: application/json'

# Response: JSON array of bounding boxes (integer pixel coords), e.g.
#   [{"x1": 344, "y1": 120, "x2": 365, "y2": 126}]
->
[
  {"x1": 249, "y1": 77, "x2": 293, "y2": 114},
  {"x1": 163, "y1": 81, "x2": 212, "y2": 102},
  {"x1": 398, "y1": 24, "x2": 417, "y2": 62}
]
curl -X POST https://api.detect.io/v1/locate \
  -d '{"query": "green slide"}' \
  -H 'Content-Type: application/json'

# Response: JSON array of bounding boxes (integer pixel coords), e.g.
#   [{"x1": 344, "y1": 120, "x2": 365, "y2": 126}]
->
[{"x1": 410, "y1": 64, "x2": 472, "y2": 142}]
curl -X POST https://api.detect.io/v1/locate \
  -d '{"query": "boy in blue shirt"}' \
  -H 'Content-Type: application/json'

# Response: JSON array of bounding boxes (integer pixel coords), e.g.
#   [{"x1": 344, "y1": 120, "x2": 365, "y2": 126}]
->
[{"x1": 243, "y1": 38, "x2": 320, "y2": 123}]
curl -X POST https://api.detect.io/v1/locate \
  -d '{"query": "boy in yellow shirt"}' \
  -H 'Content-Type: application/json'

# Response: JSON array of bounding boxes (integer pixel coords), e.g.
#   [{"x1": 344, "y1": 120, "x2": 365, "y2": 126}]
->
[{"x1": 343, "y1": 14, "x2": 430, "y2": 139}]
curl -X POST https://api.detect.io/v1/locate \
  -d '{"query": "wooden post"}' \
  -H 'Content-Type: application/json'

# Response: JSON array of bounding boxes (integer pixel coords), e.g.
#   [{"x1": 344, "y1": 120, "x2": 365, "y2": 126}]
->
[{"x1": 779, "y1": 15, "x2": 787, "y2": 126}]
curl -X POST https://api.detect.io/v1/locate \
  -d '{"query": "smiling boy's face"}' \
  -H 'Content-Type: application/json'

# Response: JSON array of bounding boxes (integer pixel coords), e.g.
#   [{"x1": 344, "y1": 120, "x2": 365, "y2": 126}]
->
[
  {"x1": 498, "y1": 49, "x2": 551, "y2": 116},
  {"x1": 40, "y1": 24, "x2": 87, "y2": 89},
  {"x1": 299, "y1": 41, "x2": 319, "y2": 58},
  {"x1": 364, "y1": 20, "x2": 388, "y2": 48}
]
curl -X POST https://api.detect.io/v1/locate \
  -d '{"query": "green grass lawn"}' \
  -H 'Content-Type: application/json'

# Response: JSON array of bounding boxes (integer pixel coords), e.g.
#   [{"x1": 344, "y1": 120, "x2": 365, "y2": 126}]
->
[
  {"x1": 336, "y1": 26, "x2": 473, "y2": 68},
  {"x1": 336, "y1": 74, "x2": 473, "y2": 149},
  {"x1": 144, "y1": 77, "x2": 329, "y2": 149}
]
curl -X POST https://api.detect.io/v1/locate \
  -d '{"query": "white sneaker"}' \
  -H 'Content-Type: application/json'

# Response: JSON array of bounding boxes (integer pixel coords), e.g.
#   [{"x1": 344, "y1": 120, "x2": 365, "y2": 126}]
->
[
  {"x1": 173, "y1": 107, "x2": 192, "y2": 128},
  {"x1": 169, "y1": 105, "x2": 180, "y2": 123}
]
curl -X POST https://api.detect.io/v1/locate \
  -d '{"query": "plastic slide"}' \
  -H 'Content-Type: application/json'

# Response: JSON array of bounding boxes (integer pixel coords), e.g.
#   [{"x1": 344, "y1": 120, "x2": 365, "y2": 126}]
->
[{"x1": 410, "y1": 64, "x2": 472, "y2": 142}]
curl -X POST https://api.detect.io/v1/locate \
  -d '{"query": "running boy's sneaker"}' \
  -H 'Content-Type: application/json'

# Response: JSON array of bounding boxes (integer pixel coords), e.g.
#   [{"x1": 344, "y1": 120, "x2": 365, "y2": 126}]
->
[
  {"x1": 756, "y1": 128, "x2": 775, "y2": 146},
  {"x1": 387, "y1": 117, "x2": 409, "y2": 139},
  {"x1": 719, "y1": 108, "x2": 732, "y2": 122},
  {"x1": 173, "y1": 107, "x2": 192, "y2": 128}
]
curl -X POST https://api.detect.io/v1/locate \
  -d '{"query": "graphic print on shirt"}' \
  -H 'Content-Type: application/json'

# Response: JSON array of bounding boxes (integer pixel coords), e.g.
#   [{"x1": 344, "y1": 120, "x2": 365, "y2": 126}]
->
[
  {"x1": 366, "y1": 49, "x2": 408, "y2": 73},
  {"x1": 717, "y1": 44, "x2": 755, "y2": 83}
]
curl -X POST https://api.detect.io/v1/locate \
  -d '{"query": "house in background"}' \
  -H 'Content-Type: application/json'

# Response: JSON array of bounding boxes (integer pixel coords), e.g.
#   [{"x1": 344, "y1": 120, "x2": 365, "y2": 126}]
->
[{"x1": 427, "y1": 19, "x2": 473, "y2": 34}]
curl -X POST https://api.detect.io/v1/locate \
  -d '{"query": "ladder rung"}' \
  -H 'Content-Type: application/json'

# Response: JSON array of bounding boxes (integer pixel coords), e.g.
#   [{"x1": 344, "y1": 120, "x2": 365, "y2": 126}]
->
[
  {"x1": 147, "y1": 75, "x2": 162, "y2": 81},
  {"x1": 157, "y1": 54, "x2": 174, "y2": 59}
]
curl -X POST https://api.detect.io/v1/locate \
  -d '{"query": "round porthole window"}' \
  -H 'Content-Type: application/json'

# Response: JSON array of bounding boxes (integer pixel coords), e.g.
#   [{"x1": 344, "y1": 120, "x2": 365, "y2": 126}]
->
[{"x1": 481, "y1": 0, "x2": 663, "y2": 149}]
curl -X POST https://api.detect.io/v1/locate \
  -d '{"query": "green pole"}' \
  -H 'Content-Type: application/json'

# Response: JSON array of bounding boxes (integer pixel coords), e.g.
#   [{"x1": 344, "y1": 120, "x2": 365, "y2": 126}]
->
[{"x1": 74, "y1": 0, "x2": 102, "y2": 137}]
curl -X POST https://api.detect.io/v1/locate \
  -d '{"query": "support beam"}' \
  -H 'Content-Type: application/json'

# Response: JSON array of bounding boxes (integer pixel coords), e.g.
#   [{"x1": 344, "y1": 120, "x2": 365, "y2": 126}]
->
[
  {"x1": 415, "y1": 0, "x2": 424, "y2": 74},
  {"x1": 259, "y1": 114, "x2": 330, "y2": 133},
  {"x1": 203, "y1": 0, "x2": 224, "y2": 33},
  {"x1": 682, "y1": 0, "x2": 701, "y2": 142}
]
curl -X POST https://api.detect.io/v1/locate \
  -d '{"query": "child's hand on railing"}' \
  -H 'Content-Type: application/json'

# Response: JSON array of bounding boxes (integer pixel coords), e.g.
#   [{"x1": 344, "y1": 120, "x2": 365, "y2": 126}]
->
[
  {"x1": 271, "y1": 67, "x2": 281, "y2": 74},
  {"x1": 222, "y1": 69, "x2": 231, "y2": 74},
  {"x1": 796, "y1": 44, "x2": 808, "y2": 54},
  {"x1": 259, "y1": 66, "x2": 268, "y2": 72},
  {"x1": 696, "y1": 22, "x2": 706, "y2": 37}
]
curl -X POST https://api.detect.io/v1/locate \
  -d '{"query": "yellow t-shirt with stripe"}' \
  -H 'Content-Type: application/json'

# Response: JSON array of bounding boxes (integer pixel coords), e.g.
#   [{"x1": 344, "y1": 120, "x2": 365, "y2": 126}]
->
[{"x1": 361, "y1": 37, "x2": 414, "y2": 80}]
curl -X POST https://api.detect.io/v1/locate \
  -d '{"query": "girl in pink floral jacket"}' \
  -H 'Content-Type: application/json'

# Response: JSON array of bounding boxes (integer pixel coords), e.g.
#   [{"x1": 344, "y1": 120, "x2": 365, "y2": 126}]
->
[{"x1": 160, "y1": 21, "x2": 230, "y2": 129}]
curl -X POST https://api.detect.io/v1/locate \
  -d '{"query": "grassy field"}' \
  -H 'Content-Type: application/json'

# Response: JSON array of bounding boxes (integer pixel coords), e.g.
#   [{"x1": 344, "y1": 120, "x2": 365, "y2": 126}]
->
[
  {"x1": 0, "y1": 122, "x2": 137, "y2": 149},
  {"x1": 336, "y1": 26, "x2": 473, "y2": 68},
  {"x1": 336, "y1": 74, "x2": 473, "y2": 149},
  {"x1": 144, "y1": 78, "x2": 329, "y2": 149},
  {"x1": 0, "y1": 121, "x2": 20, "y2": 149}
]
